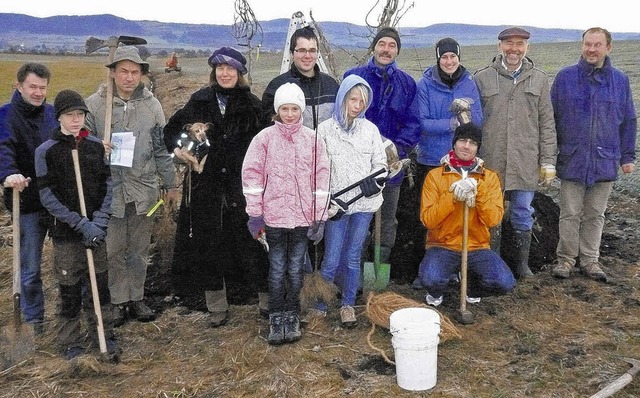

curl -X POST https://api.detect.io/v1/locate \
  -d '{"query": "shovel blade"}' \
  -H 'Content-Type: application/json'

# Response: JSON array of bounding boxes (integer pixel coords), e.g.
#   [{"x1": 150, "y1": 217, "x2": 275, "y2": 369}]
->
[
  {"x1": 0, "y1": 324, "x2": 35, "y2": 370},
  {"x1": 362, "y1": 261, "x2": 376, "y2": 291},
  {"x1": 362, "y1": 261, "x2": 391, "y2": 291}
]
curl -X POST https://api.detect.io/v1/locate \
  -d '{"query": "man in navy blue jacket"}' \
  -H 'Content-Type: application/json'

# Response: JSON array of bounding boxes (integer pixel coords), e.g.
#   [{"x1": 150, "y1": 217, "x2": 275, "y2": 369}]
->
[
  {"x1": 0, "y1": 63, "x2": 58, "y2": 333},
  {"x1": 550, "y1": 27, "x2": 637, "y2": 282},
  {"x1": 343, "y1": 27, "x2": 421, "y2": 263}
]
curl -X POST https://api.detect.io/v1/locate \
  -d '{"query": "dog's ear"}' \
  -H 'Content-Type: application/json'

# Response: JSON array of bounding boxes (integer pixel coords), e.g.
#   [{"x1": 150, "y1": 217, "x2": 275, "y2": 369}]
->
[
  {"x1": 205, "y1": 122, "x2": 214, "y2": 131},
  {"x1": 183, "y1": 123, "x2": 193, "y2": 132}
]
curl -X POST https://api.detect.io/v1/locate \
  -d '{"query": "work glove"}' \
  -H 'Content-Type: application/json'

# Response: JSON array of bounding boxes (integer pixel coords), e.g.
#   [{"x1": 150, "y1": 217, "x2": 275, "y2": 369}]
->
[
  {"x1": 247, "y1": 215, "x2": 266, "y2": 239},
  {"x1": 465, "y1": 190, "x2": 477, "y2": 208},
  {"x1": 539, "y1": 163, "x2": 556, "y2": 186},
  {"x1": 92, "y1": 210, "x2": 110, "y2": 231},
  {"x1": 75, "y1": 217, "x2": 107, "y2": 248},
  {"x1": 450, "y1": 116, "x2": 461, "y2": 132},
  {"x1": 449, "y1": 98, "x2": 474, "y2": 125},
  {"x1": 360, "y1": 175, "x2": 383, "y2": 198},
  {"x1": 328, "y1": 198, "x2": 347, "y2": 220},
  {"x1": 307, "y1": 221, "x2": 325, "y2": 245},
  {"x1": 449, "y1": 177, "x2": 478, "y2": 202}
]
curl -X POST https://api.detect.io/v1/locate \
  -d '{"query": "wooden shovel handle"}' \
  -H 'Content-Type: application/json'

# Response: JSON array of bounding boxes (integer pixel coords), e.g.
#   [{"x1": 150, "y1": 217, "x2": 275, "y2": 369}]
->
[{"x1": 459, "y1": 204, "x2": 469, "y2": 312}]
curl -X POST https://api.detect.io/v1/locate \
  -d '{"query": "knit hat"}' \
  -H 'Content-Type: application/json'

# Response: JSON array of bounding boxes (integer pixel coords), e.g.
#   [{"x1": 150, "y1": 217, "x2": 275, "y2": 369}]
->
[
  {"x1": 273, "y1": 83, "x2": 306, "y2": 113},
  {"x1": 106, "y1": 46, "x2": 149, "y2": 74},
  {"x1": 435, "y1": 37, "x2": 460, "y2": 60},
  {"x1": 498, "y1": 26, "x2": 531, "y2": 40},
  {"x1": 452, "y1": 123, "x2": 482, "y2": 149},
  {"x1": 370, "y1": 27, "x2": 401, "y2": 53},
  {"x1": 208, "y1": 47, "x2": 248, "y2": 75},
  {"x1": 54, "y1": 89, "x2": 88, "y2": 118}
]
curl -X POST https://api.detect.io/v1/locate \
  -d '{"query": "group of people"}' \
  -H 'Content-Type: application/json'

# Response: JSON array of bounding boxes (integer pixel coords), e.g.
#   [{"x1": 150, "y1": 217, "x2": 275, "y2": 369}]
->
[{"x1": 0, "y1": 24, "x2": 635, "y2": 355}]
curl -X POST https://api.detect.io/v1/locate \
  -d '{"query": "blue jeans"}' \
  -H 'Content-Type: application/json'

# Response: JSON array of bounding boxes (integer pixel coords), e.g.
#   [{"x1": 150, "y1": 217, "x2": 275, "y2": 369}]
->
[
  {"x1": 319, "y1": 212, "x2": 374, "y2": 308},
  {"x1": 19, "y1": 211, "x2": 48, "y2": 323},
  {"x1": 507, "y1": 190, "x2": 535, "y2": 231},
  {"x1": 419, "y1": 247, "x2": 516, "y2": 298},
  {"x1": 265, "y1": 226, "x2": 308, "y2": 314}
]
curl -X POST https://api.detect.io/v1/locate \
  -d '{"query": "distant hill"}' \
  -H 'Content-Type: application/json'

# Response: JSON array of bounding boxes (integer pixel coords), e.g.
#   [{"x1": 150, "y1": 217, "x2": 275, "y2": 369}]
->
[{"x1": 1, "y1": 13, "x2": 639, "y2": 54}]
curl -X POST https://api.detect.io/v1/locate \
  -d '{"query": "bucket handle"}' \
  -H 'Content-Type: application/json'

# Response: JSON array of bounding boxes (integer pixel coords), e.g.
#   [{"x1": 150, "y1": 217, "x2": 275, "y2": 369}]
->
[{"x1": 389, "y1": 320, "x2": 441, "y2": 335}]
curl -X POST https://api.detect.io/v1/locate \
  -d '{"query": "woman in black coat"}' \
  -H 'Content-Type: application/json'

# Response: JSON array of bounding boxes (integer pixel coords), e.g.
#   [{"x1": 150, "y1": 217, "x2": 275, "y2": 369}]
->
[{"x1": 164, "y1": 47, "x2": 268, "y2": 327}]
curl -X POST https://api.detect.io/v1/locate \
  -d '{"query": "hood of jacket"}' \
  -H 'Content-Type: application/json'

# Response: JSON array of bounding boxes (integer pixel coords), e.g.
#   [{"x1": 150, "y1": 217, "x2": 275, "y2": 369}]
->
[{"x1": 332, "y1": 74, "x2": 373, "y2": 131}]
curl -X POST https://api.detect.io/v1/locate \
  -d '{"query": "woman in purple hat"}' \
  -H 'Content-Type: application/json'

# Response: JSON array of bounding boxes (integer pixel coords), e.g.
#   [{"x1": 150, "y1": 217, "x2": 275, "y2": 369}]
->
[{"x1": 163, "y1": 47, "x2": 269, "y2": 327}]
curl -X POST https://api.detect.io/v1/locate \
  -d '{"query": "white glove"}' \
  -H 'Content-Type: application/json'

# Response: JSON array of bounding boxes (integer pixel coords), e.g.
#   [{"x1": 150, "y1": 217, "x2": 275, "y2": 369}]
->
[
  {"x1": 449, "y1": 177, "x2": 477, "y2": 202},
  {"x1": 465, "y1": 190, "x2": 476, "y2": 208},
  {"x1": 539, "y1": 163, "x2": 556, "y2": 186}
]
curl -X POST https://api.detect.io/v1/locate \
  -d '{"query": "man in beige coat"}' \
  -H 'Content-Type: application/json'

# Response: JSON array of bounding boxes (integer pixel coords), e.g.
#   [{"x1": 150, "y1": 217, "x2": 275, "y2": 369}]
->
[{"x1": 473, "y1": 27, "x2": 557, "y2": 278}]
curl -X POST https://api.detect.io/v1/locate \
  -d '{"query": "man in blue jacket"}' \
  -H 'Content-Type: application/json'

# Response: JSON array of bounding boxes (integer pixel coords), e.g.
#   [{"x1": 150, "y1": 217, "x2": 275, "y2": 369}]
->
[
  {"x1": 0, "y1": 63, "x2": 58, "y2": 334},
  {"x1": 343, "y1": 27, "x2": 421, "y2": 263},
  {"x1": 550, "y1": 27, "x2": 637, "y2": 282}
]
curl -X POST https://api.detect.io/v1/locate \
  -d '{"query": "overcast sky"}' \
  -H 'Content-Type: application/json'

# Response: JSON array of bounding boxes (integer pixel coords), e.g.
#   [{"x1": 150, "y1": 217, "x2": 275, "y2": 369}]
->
[{"x1": 3, "y1": 0, "x2": 639, "y2": 33}]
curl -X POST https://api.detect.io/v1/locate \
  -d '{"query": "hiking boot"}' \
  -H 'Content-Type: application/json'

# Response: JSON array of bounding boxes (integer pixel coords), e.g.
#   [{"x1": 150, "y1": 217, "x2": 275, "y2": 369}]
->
[
  {"x1": 300, "y1": 308, "x2": 326, "y2": 326},
  {"x1": 208, "y1": 311, "x2": 229, "y2": 328},
  {"x1": 340, "y1": 305, "x2": 357, "y2": 328},
  {"x1": 32, "y1": 321, "x2": 45, "y2": 336},
  {"x1": 62, "y1": 346, "x2": 85, "y2": 360},
  {"x1": 128, "y1": 300, "x2": 156, "y2": 322},
  {"x1": 112, "y1": 304, "x2": 128, "y2": 327},
  {"x1": 582, "y1": 261, "x2": 608, "y2": 282},
  {"x1": 283, "y1": 311, "x2": 302, "y2": 343},
  {"x1": 268, "y1": 312, "x2": 285, "y2": 345},
  {"x1": 425, "y1": 294, "x2": 443, "y2": 307},
  {"x1": 105, "y1": 338, "x2": 121, "y2": 363},
  {"x1": 411, "y1": 277, "x2": 424, "y2": 290},
  {"x1": 552, "y1": 260, "x2": 573, "y2": 279}
]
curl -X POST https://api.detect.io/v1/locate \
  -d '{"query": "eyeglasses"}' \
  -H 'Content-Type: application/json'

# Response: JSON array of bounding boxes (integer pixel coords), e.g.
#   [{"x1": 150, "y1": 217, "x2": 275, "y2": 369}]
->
[{"x1": 294, "y1": 48, "x2": 318, "y2": 55}]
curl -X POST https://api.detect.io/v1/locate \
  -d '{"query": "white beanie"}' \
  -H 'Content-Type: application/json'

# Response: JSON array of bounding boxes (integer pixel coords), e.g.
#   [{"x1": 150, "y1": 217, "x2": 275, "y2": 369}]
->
[{"x1": 273, "y1": 83, "x2": 306, "y2": 112}]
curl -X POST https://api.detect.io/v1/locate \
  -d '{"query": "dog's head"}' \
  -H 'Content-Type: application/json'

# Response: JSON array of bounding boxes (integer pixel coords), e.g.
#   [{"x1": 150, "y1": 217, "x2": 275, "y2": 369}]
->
[{"x1": 183, "y1": 122, "x2": 213, "y2": 142}]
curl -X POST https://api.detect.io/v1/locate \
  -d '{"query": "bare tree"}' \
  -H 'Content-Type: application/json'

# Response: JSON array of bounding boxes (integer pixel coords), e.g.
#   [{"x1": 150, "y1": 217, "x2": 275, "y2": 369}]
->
[{"x1": 232, "y1": 0, "x2": 263, "y2": 83}]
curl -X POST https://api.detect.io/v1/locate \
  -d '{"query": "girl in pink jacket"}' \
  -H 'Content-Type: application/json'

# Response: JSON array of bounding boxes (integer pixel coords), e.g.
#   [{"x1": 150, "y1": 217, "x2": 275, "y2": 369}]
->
[{"x1": 242, "y1": 83, "x2": 330, "y2": 345}]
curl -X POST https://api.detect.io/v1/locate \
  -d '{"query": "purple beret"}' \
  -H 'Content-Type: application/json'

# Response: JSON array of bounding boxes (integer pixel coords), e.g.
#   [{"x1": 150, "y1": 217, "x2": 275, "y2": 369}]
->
[
  {"x1": 498, "y1": 27, "x2": 531, "y2": 40},
  {"x1": 207, "y1": 47, "x2": 248, "y2": 75}
]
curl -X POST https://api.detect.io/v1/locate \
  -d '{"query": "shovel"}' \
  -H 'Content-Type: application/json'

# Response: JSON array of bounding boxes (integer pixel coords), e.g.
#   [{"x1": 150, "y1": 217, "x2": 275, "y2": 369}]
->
[
  {"x1": 362, "y1": 209, "x2": 390, "y2": 291},
  {"x1": 1, "y1": 189, "x2": 35, "y2": 369}
]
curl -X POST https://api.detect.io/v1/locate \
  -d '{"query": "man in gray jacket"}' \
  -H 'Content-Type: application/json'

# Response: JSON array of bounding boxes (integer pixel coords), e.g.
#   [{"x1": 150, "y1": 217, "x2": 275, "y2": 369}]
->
[
  {"x1": 473, "y1": 27, "x2": 557, "y2": 278},
  {"x1": 85, "y1": 46, "x2": 179, "y2": 325}
]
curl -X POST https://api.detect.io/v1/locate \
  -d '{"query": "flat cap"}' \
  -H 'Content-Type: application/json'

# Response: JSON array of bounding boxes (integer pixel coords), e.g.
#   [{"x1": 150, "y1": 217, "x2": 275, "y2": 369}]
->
[{"x1": 498, "y1": 26, "x2": 530, "y2": 40}]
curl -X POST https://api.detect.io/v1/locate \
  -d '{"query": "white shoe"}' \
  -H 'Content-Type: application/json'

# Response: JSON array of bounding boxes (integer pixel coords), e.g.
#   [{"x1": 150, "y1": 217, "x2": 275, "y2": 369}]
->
[
  {"x1": 466, "y1": 296, "x2": 481, "y2": 304},
  {"x1": 425, "y1": 294, "x2": 443, "y2": 307}
]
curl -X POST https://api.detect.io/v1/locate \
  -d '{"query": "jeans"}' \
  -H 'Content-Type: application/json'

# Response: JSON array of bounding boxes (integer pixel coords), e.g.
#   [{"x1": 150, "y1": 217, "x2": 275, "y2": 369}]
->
[
  {"x1": 266, "y1": 226, "x2": 308, "y2": 314},
  {"x1": 319, "y1": 212, "x2": 374, "y2": 309},
  {"x1": 507, "y1": 190, "x2": 535, "y2": 231},
  {"x1": 556, "y1": 180, "x2": 613, "y2": 265},
  {"x1": 419, "y1": 247, "x2": 516, "y2": 298},
  {"x1": 19, "y1": 211, "x2": 48, "y2": 323}
]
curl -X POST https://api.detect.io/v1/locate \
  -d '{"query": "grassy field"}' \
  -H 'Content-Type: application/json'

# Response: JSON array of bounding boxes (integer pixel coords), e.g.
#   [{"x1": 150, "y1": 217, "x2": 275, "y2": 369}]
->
[{"x1": 0, "y1": 39, "x2": 638, "y2": 104}]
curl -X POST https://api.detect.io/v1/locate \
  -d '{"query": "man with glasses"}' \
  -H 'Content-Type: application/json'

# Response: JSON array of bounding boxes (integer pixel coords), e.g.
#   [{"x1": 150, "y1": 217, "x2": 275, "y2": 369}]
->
[
  {"x1": 473, "y1": 27, "x2": 557, "y2": 279},
  {"x1": 343, "y1": 27, "x2": 421, "y2": 265},
  {"x1": 262, "y1": 26, "x2": 339, "y2": 130}
]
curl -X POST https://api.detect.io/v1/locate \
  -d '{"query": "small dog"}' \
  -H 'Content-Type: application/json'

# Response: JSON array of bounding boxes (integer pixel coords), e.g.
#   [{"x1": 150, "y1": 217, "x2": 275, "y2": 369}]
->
[{"x1": 175, "y1": 122, "x2": 212, "y2": 174}]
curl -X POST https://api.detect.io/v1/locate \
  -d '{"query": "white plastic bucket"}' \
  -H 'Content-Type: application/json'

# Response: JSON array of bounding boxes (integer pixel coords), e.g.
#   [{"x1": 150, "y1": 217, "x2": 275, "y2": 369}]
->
[{"x1": 389, "y1": 307, "x2": 441, "y2": 391}]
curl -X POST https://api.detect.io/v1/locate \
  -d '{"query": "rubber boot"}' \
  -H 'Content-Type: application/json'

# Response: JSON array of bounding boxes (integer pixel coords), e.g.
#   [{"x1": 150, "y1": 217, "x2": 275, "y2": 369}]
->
[
  {"x1": 514, "y1": 230, "x2": 534, "y2": 278},
  {"x1": 205, "y1": 289, "x2": 229, "y2": 327},
  {"x1": 268, "y1": 312, "x2": 285, "y2": 345},
  {"x1": 283, "y1": 311, "x2": 301, "y2": 343},
  {"x1": 258, "y1": 292, "x2": 269, "y2": 319},
  {"x1": 490, "y1": 224, "x2": 502, "y2": 254}
]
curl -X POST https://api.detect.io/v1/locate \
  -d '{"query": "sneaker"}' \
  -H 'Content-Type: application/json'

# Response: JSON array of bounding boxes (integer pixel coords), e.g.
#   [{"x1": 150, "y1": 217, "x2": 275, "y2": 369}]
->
[
  {"x1": 552, "y1": 260, "x2": 573, "y2": 279},
  {"x1": 128, "y1": 300, "x2": 156, "y2": 322},
  {"x1": 582, "y1": 261, "x2": 608, "y2": 282},
  {"x1": 300, "y1": 308, "x2": 326, "y2": 326},
  {"x1": 466, "y1": 296, "x2": 481, "y2": 304},
  {"x1": 112, "y1": 304, "x2": 128, "y2": 327},
  {"x1": 62, "y1": 346, "x2": 85, "y2": 360},
  {"x1": 425, "y1": 294, "x2": 443, "y2": 307},
  {"x1": 340, "y1": 305, "x2": 357, "y2": 328}
]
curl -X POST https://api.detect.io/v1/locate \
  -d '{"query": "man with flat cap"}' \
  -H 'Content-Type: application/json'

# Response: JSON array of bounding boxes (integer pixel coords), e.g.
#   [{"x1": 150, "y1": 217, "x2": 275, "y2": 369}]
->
[
  {"x1": 85, "y1": 46, "x2": 179, "y2": 326},
  {"x1": 473, "y1": 27, "x2": 557, "y2": 279}
]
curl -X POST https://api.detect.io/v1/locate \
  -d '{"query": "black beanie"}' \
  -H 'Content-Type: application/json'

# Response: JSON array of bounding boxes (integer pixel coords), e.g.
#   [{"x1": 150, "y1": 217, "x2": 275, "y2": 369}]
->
[
  {"x1": 452, "y1": 123, "x2": 482, "y2": 149},
  {"x1": 370, "y1": 27, "x2": 401, "y2": 53},
  {"x1": 54, "y1": 89, "x2": 88, "y2": 118},
  {"x1": 436, "y1": 37, "x2": 460, "y2": 60}
]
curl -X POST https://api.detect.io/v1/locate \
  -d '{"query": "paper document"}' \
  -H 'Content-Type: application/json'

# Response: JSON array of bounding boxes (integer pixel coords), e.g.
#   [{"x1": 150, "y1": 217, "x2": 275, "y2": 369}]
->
[{"x1": 110, "y1": 132, "x2": 136, "y2": 167}]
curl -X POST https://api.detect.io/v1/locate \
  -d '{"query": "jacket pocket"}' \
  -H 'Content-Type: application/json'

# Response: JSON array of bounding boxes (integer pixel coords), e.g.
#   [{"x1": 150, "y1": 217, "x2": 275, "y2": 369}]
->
[{"x1": 595, "y1": 146, "x2": 620, "y2": 180}]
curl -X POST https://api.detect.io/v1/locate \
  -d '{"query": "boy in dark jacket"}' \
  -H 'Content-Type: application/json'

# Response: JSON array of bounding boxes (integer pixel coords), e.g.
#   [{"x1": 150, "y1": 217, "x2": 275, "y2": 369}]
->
[{"x1": 35, "y1": 90, "x2": 116, "y2": 360}]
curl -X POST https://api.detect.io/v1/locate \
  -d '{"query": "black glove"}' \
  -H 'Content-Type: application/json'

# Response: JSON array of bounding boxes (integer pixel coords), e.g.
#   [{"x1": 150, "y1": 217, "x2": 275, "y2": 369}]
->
[
  {"x1": 92, "y1": 210, "x2": 110, "y2": 231},
  {"x1": 360, "y1": 175, "x2": 382, "y2": 198},
  {"x1": 75, "y1": 217, "x2": 107, "y2": 248}
]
